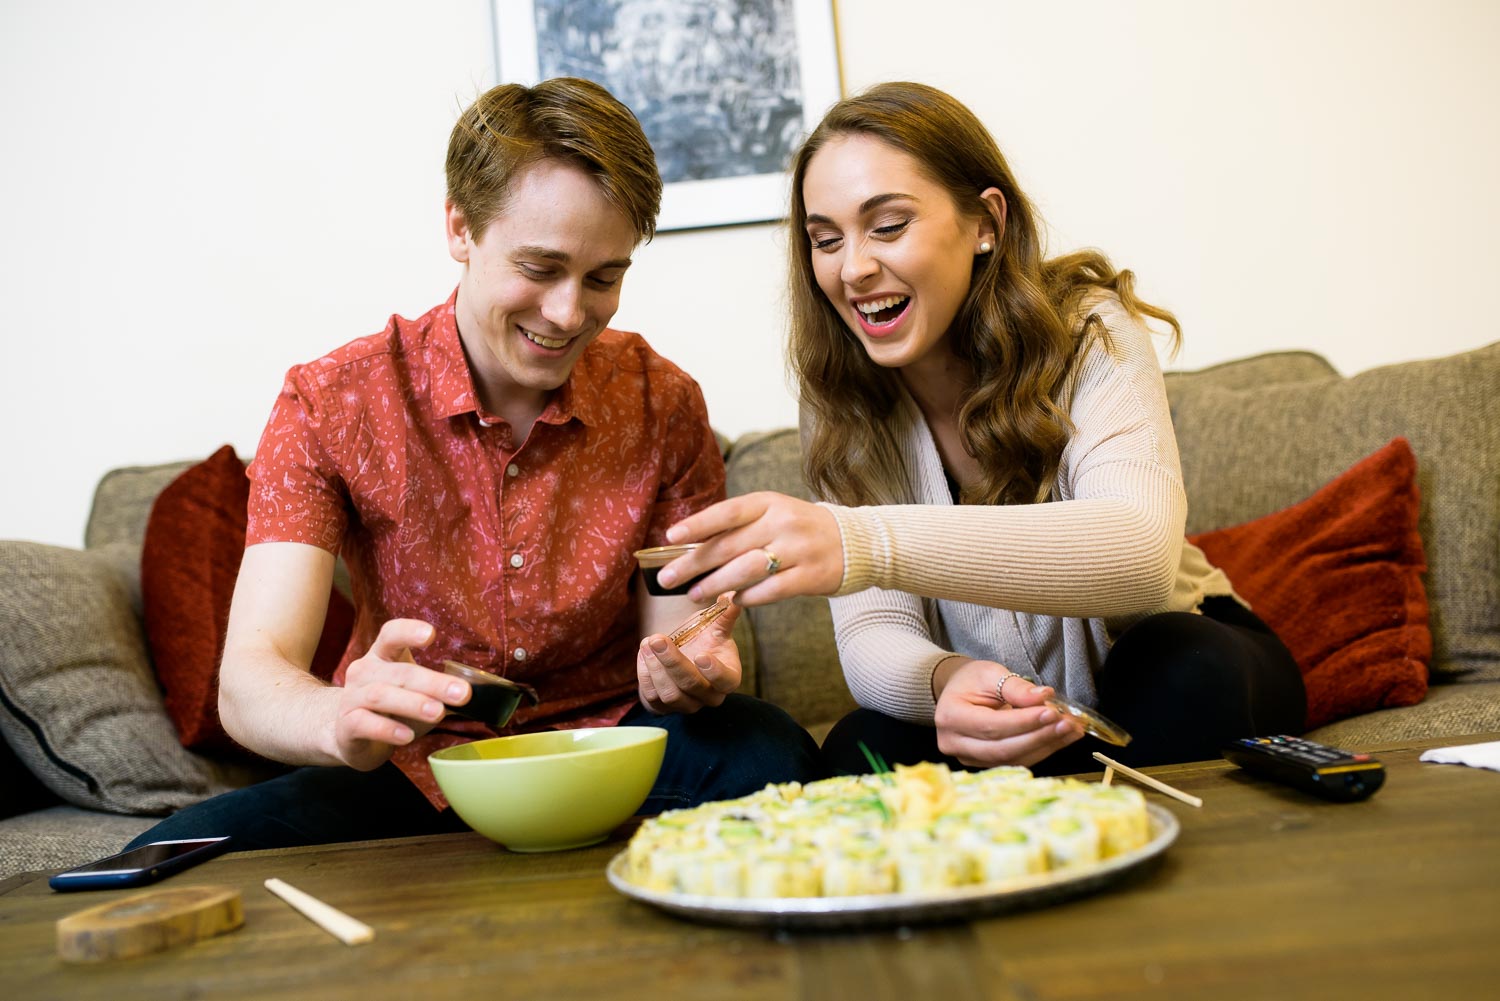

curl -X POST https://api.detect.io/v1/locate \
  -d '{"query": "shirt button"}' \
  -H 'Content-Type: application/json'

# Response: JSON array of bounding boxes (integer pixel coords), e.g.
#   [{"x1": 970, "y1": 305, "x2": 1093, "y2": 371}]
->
[
  {"x1": 509, "y1": 553, "x2": 524, "y2": 568},
  {"x1": 506, "y1": 463, "x2": 519, "y2": 477},
  {"x1": 513, "y1": 647, "x2": 527, "y2": 662}
]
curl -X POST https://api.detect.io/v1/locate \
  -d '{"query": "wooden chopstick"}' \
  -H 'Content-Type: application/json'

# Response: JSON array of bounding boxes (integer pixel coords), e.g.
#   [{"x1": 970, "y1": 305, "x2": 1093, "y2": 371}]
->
[
  {"x1": 264, "y1": 878, "x2": 374, "y2": 945},
  {"x1": 1092, "y1": 752, "x2": 1203, "y2": 808}
]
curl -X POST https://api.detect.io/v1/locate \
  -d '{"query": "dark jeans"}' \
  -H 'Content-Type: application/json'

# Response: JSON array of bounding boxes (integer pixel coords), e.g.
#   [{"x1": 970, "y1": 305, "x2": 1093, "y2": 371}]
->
[
  {"x1": 822, "y1": 597, "x2": 1307, "y2": 778},
  {"x1": 126, "y1": 693, "x2": 821, "y2": 852}
]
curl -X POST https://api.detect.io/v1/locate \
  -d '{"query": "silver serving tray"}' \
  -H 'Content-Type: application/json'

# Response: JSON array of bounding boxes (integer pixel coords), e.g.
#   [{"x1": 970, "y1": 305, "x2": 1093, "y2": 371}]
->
[{"x1": 607, "y1": 803, "x2": 1179, "y2": 930}]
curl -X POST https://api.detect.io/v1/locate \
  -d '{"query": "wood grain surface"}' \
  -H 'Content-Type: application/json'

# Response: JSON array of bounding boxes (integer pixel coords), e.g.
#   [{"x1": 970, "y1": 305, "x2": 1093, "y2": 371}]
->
[
  {"x1": 55, "y1": 885, "x2": 242, "y2": 963},
  {"x1": 2, "y1": 733, "x2": 1496, "y2": 1000}
]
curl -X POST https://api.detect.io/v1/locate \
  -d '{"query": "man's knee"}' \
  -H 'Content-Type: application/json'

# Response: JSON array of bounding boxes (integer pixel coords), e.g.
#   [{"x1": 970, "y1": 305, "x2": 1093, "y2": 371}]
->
[
  {"x1": 124, "y1": 764, "x2": 435, "y2": 853},
  {"x1": 706, "y1": 695, "x2": 820, "y2": 761},
  {"x1": 124, "y1": 784, "x2": 287, "y2": 852},
  {"x1": 652, "y1": 695, "x2": 823, "y2": 803}
]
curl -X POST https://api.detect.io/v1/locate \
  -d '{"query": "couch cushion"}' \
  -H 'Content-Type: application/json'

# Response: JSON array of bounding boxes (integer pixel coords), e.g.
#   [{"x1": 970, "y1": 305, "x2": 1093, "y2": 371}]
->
[
  {"x1": 0, "y1": 541, "x2": 273, "y2": 816},
  {"x1": 1189, "y1": 439, "x2": 1430, "y2": 729},
  {"x1": 1168, "y1": 342, "x2": 1500, "y2": 684},
  {"x1": 141, "y1": 446, "x2": 355, "y2": 759},
  {"x1": 0, "y1": 805, "x2": 158, "y2": 881},
  {"x1": 85, "y1": 460, "x2": 196, "y2": 549},
  {"x1": 1305, "y1": 680, "x2": 1500, "y2": 748},
  {"x1": 1163, "y1": 349, "x2": 1338, "y2": 393},
  {"x1": 724, "y1": 429, "x2": 856, "y2": 729}
]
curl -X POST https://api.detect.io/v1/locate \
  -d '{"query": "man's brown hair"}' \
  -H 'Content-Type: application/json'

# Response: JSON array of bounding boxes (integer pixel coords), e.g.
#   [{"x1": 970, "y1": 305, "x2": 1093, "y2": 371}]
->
[{"x1": 446, "y1": 77, "x2": 662, "y2": 242}]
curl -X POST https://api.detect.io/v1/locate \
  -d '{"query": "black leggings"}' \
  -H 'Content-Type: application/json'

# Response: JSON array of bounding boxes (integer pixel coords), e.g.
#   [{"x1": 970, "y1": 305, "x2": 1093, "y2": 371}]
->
[{"x1": 821, "y1": 596, "x2": 1307, "y2": 777}]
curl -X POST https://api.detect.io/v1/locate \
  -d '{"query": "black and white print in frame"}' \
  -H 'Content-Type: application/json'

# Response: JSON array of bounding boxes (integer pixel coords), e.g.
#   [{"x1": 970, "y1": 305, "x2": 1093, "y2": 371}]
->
[{"x1": 493, "y1": 0, "x2": 842, "y2": 231}]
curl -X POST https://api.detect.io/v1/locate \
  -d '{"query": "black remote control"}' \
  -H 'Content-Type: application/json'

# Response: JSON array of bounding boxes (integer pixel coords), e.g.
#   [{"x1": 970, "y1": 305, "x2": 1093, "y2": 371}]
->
[{"x1": 1222, "y1": 736, "x2": 1385, "y2": 802}]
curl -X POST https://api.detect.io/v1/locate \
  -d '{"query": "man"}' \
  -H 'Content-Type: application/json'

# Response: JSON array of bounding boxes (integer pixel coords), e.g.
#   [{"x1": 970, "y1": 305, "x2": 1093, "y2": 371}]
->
[{"x1": 126, "y1": 78, "x2": 820, "y2": 851}]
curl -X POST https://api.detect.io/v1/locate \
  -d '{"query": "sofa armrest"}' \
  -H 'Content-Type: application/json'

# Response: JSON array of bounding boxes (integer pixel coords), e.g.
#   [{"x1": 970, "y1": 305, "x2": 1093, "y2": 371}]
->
[{"x1": 85, "y1": 461, "x2": 197, "y2": 549}]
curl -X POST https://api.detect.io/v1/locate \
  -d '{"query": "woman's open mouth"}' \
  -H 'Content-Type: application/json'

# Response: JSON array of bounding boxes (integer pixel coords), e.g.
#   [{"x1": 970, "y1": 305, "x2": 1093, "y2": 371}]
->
[{"x1": 854, "y1": 295, "x2": 911, "y2": 336}]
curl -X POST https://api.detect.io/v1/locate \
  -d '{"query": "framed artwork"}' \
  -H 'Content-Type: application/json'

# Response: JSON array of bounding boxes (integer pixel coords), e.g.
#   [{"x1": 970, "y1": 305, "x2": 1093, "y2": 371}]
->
[{"x1": 492, "y1": 0, "x2": 843, "y2": 231}]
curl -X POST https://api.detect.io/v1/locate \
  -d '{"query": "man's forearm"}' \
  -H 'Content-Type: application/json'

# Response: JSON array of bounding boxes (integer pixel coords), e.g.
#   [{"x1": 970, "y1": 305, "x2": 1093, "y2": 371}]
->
[
  {"x1": 219, "y1": 650, "x2": 347, "y2": 767},
  {"x1": 219, "y1": 541, "x2": 352, "y2": 767}
]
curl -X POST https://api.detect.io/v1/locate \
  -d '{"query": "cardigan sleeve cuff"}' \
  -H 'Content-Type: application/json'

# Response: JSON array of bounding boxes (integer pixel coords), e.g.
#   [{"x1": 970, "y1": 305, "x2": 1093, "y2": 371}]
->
[{"x1": 822, "y1": 502, "x2": 884, "y2": 596}]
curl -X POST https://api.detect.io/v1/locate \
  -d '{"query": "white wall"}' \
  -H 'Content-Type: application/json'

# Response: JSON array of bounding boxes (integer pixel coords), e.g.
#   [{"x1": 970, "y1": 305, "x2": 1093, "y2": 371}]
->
[{"x1": 4, "y1": 1, "x2": 1498, "y2": 547}]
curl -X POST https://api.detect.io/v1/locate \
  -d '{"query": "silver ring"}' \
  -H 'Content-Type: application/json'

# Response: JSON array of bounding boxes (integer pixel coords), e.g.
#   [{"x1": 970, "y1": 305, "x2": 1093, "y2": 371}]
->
[
  {"x1": 763, "y1": 549, "x2": 782, "y2": 576},
  {"x1": 995, "y1": 673, "x2": 1022, "y2": 705}
]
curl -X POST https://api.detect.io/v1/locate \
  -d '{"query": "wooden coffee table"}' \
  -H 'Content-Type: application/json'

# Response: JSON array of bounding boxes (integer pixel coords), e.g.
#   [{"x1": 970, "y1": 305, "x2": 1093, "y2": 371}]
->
[{"x1": 3, "y1": 733, "x2": 1496, "y2": 1000}]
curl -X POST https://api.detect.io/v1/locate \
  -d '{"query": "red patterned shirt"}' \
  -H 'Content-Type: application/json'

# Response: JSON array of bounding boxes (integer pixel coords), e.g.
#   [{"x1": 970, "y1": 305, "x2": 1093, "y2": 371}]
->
[{"x1": 246, "y1": 291, "x2": 725, "y2": 807}]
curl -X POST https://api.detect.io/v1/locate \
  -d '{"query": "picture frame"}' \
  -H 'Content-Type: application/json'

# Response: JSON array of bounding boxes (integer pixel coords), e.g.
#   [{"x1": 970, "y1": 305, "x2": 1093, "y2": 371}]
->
[{"x1": 492, "y1": 0, "x2": 843, "y2": 232}]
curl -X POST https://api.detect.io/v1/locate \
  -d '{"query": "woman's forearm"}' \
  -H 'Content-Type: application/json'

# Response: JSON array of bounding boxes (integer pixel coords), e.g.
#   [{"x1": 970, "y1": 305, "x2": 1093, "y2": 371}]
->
[
  {"x1": 830, "y1": 588, "x2": 951, "y2": 724},
  {"x1": 828, "y1": 478, "x2": 1184, "y2": 616}
]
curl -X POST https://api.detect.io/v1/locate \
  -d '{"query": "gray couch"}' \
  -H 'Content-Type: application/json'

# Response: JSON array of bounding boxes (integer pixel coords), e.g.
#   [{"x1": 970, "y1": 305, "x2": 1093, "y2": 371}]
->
[{"x1": 4, "y1": 344, "x2": 1498, "y2": 880}]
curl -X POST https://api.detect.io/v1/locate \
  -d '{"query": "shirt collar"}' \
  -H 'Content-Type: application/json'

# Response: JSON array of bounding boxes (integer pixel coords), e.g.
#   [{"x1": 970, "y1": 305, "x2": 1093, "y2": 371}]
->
[{"x1": 426, "y1": 288, "x2": 605, "y2": 429}]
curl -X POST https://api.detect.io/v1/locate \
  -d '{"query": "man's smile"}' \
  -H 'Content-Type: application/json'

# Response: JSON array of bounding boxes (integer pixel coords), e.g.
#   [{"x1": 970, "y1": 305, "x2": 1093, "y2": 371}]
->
[{"x1": 520, "y1": 326, "x2": 572, "y2": 351}]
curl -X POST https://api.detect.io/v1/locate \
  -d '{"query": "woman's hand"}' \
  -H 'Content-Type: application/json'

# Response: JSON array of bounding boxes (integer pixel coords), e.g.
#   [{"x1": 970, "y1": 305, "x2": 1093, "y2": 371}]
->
[
  {"x1": 637, "y1": 595, "x2": 744, "y2": 714},
  {"x1": 932, "y1": 658, "x2": 1085, "y2": 768},
  {"x1": 330, "y1": 619, "x2": 472, "y2": 771},
  {"x1": 661, "y1": 491, "x2": 844, "y2": 606}
]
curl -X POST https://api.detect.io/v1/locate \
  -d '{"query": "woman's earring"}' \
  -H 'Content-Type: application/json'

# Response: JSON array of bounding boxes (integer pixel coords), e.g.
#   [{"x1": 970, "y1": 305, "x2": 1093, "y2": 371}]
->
[{"x1": 978, "y1": 241, "x2": 993, "y2": 254}]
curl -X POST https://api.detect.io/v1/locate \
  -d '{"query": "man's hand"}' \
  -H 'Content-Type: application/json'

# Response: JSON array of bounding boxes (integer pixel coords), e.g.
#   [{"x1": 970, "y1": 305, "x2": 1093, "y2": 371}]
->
[
  {"x1": 932, "y1": 658, "x2": 1085, "y2": 768},
  {"x1": 330, "y1": 618, "x2": 472, "y2": 771},
  {"x1": 636, "y1": 594, "x2": 743, "y2": 714}
]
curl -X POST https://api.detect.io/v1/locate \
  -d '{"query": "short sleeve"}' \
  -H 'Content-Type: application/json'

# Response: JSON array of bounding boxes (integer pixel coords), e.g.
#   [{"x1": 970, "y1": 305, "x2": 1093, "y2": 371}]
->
[{"x1": 245, "y1": 366, "x2": 349, "y2": 553}]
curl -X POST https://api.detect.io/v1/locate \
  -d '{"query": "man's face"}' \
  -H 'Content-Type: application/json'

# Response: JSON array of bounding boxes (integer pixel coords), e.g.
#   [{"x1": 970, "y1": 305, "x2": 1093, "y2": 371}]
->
[{"x1": 447, "y1": 159, "x2": 638, "y2": 406}]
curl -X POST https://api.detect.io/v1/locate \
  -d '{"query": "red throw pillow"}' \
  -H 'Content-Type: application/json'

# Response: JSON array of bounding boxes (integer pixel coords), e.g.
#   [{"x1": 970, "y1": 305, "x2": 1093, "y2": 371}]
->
[
  {"x1": 141, "y1": 445, "x2": 354, "y2": 758},
  {"x1": 1188, "y1": 438, "x2": 1430, "y2": 729}
]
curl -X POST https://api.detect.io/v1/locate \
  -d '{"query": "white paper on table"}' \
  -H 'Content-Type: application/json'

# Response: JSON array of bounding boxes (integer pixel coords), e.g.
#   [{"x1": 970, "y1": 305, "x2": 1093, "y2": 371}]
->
[{"x1": 1418, "y1": 740, "x2": 1500, "y2": 772}]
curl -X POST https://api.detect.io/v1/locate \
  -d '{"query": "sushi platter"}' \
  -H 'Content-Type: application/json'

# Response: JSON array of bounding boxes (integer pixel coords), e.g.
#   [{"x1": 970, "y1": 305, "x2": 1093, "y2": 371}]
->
[{"x1": 609, "y1": 763, "x2": 1181, "y2": 928}]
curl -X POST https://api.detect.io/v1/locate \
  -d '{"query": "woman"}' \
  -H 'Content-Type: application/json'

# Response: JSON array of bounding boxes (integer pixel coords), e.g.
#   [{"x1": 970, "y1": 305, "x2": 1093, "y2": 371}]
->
[{"x1": 658, "y1": 82, "x2": 1305, "y2": 775}]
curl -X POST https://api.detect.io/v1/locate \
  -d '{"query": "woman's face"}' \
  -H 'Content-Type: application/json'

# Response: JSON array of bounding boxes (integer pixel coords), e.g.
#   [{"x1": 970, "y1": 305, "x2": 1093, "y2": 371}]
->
[{"x1": 802, "y1": 134, "x2": 992, "y2": 373}]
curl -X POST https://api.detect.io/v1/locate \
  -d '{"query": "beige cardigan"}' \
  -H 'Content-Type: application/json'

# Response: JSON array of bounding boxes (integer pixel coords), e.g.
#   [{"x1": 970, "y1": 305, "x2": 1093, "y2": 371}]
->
[{"x1": 822, "y1": 296, "x2": 1236, "y2": 724}]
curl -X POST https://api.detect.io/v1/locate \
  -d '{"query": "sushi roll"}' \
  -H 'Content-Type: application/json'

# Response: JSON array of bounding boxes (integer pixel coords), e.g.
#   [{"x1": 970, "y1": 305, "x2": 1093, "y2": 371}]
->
[
  {"x1": 744, "y1": 847, "x2": 822, "y2": 897},
  {"x1": 629, "y1": 830, "x2": 707, "y2": 892},
  {"x1": 890, "y1": 831, "x2": 969, "y2": 892},
  {"x1": 1023, "y1": 809, "x2": 1102, "y2": 869},
  {"x1": 960, "y1": 826, "x2": 1047, "y2": 885},
  {"x1": 674, "y1": 849, "x2": 745, "y2": 897},
  {"x1": 1070, "y1": 784, "x2": 1150, "y2": 857},
  {"x1": 821, "y1": 840, "x2": 897, "y2": 896}
]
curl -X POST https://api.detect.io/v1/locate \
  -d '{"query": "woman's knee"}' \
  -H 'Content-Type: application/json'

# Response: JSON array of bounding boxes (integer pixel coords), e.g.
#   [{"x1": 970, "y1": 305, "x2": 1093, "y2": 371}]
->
[
  {"x1": 1098, "y1": 611, "x2": 1306, "y2": 764},
  {"x1": 820, "y1": 708, "x2": 946, "y2": 775},
  {"x1": 1100, "y1": 613, "x2": 1254, "y2": 706}
]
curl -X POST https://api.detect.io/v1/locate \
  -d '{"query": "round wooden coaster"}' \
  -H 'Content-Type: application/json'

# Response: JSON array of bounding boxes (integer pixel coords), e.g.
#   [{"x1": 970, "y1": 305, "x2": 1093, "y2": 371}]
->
[{"x1": 56, "y1": 885, "x2": 244, "y2": 963}]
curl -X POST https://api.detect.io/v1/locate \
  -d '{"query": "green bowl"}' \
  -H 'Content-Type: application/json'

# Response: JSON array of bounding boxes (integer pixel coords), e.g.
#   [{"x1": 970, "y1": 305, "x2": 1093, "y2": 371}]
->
[{"x1": 428, "y1": 727, "x2": 667, "y2": 852}]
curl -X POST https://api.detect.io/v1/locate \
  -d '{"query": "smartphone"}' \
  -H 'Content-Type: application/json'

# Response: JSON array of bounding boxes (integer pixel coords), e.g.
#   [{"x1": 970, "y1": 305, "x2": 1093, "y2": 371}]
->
[{"x1": 48, "y1": 837, "x2": 232, "y2": 892}]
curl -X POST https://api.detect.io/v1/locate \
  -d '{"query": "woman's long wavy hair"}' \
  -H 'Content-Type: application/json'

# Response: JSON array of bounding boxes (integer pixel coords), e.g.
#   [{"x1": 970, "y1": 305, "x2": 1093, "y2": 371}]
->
[{"x1": 790, "y1": 82, "x2": 1180, "y2": 507}]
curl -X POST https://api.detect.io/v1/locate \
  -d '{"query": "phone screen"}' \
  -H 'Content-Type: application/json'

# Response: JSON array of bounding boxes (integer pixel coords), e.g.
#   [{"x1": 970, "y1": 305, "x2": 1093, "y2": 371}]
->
[
  {"x1": 50, "y1": 837, "x2": 232, "y2": 891},
  {"x1": 65, "y1": 838, "x2": 227, "y2": 874}
]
